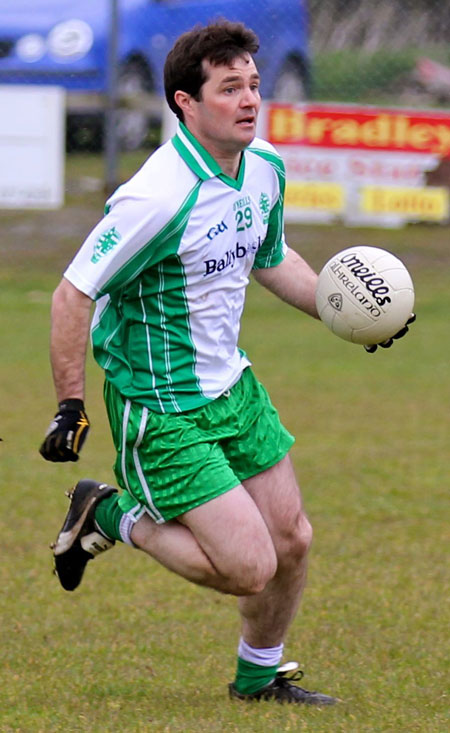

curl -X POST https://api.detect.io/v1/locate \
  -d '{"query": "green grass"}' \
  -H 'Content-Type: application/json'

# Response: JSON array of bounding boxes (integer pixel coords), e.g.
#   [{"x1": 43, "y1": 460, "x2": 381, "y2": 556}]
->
[{"x1": 0, "y1": 156, "x2": 449, "y2": 731}]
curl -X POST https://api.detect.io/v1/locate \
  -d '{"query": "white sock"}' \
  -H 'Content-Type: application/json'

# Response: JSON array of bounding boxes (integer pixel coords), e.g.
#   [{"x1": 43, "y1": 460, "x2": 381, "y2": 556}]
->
[
  {"x1": 119, "y1": 512, "x2": 139, "y2": 546},
  {"x1": 119, "y1": 506, "x2": 148, "y2": 546},
  {"x1": 238, "y1": 637, "x2": 284, "y2": 667}
]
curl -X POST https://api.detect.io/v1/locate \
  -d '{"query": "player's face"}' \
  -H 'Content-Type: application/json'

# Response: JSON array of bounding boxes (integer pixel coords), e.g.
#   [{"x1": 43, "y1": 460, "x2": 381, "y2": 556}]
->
[{"x1": 185, "y1": 54, "x2": 261, "y2": 158}]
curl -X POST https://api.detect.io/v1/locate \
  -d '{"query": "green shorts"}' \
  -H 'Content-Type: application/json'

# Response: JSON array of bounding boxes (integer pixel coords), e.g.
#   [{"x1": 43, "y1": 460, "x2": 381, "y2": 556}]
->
[{"x1": 104, "y1": 368, "x2": 294, "y2": 523}]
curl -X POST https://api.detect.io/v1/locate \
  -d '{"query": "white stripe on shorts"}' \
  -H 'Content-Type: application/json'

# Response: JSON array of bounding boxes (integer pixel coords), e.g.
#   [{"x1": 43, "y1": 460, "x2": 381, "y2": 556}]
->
[
  {"x1": 120, "y1": 400, "x2": 164, "y2": 523},
  {"x1": 132, "y1": 406, "x2": 164, "y2": 523},
  {"x1": 121, "y1": 399, "x2": 132, "y2": 492}
]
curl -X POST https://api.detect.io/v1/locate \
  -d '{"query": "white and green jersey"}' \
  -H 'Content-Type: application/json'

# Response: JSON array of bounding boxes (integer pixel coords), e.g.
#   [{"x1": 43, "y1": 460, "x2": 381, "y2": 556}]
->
[{"x1": 65, "y1": 122, "x2": 287, "y2": 413}]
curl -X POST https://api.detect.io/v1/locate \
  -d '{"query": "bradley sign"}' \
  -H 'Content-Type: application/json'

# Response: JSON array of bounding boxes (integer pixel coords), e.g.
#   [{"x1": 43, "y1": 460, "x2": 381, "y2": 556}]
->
[
  {"x1": 268, "y1": 106, "x2": 450, "y2": 157},
  {"x1": 259, "y1": 102, "x2": 450, "y2": 228}
]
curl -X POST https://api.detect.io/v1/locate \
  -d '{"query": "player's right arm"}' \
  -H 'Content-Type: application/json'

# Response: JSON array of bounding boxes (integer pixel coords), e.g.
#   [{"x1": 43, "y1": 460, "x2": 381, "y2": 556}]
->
[
  {"x1": 40, "y1": 278, "x2": 93, "y2": 462},
  {"x1": 50, "y1": 278, "x2": 92, "y2": 402},
  {"x1": 40, "y1": 152, "x2": 185, "y2": 461}
]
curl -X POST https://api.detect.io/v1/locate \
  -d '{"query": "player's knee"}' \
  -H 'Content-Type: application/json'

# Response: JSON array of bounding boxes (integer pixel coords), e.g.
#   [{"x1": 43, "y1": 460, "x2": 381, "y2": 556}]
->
[
  {"x1": 296, "y1": 512, "x2": 313, "y2": 556},
  {"x1": 231, "y1": 569, "x2": 275, "y2": 596},
  {"x1": 277, "y1": 511, "x2": 313, "y2": 567},
  {"x1": 227, "y1": 548, "x2": 277, "y2": 596}
]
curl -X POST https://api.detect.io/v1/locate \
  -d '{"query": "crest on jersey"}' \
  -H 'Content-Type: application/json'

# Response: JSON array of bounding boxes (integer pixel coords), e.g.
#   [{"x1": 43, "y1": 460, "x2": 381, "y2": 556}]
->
[
  {"x1": 91, "y1": 226, "x2": 122, "y2": 264},
  {"x1": 259, "y1": 192, "x2": 270, "y2": 224}
]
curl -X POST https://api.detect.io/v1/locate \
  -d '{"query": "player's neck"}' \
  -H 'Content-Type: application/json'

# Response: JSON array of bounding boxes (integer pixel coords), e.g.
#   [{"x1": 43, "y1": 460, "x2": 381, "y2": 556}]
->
[
  {"x1": 202, "y1": 137, "x2": 246, "y2": 178},
  {"x1": 195, "y1": 135, "x2": 242, "y2": 178},
  {"x1": 214, "y1": 152, "x2": 242, "y2": 179},
  {"x1": 187, "y1": 127, "x2": 243, "y2": 179}
]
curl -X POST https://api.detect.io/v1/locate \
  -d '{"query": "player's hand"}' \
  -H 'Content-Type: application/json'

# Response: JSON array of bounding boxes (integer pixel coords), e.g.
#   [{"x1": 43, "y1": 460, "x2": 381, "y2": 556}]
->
[
  {"x1": 364, "y1": 314, "x2": 416, "y2": 354},
  {"x1": 39, "y1": 399, "x2": 90, "y2": 462}
]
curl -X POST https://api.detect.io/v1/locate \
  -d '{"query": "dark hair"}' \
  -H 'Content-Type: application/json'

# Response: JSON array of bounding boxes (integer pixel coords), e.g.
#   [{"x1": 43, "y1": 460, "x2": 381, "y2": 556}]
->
[{"x1": 164, "y1": 19, "x2": 259, "y2": 121}]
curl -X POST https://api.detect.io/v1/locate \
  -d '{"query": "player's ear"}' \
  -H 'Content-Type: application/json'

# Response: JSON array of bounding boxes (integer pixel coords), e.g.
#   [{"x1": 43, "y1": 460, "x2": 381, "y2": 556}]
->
[{"x1": 174, "y1": 90, "x2": 193, "y2": 119}]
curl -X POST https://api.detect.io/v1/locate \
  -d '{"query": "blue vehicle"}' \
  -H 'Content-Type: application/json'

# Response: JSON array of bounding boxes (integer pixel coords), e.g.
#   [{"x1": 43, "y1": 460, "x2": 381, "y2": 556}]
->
[{"x1": 0, "y1": 0, "x2": 309, "y2": 149}]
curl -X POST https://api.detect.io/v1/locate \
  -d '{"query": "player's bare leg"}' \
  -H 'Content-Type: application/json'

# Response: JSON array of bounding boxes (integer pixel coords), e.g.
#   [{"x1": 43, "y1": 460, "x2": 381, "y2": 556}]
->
[
  {"x1": 132, "y1": 484, "x2": 277, "y2": 596},
  {"x1": 132, "y1": 454, "x2": 309, "y2": 629},
  {"x1": 227, "y1": 454, "x2": 336, "y2": 704},
  {"x1": 238, "y1": 453, "x2": 311, "y2": 647}
]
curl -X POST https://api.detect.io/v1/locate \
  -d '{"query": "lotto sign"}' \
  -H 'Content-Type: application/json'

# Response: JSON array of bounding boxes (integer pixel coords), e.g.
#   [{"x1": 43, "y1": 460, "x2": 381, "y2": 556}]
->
[
  {"x1": 258, "y1": 102, "x2": 450, "y2": 227},
  {"x1": 360, "y1": 185, "x2": 449, "y2": 221}
]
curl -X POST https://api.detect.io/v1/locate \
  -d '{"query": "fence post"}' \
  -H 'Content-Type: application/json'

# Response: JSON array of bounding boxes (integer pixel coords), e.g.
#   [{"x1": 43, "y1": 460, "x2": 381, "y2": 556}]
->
[{"x1": 104, "y1": 0, "x2": 119, "y2": 194}]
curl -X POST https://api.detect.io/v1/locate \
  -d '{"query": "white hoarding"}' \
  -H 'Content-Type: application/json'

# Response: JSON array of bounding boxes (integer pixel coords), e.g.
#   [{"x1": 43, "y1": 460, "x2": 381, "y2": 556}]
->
[{"x1": 0, "y1": 85, "x2": 65, "y2": 209}]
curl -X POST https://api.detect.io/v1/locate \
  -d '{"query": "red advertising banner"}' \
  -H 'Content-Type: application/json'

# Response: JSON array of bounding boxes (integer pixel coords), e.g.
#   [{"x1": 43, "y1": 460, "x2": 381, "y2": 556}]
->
[{"x1": 267, "y1": 103, "x2": 450, "y2": 159}]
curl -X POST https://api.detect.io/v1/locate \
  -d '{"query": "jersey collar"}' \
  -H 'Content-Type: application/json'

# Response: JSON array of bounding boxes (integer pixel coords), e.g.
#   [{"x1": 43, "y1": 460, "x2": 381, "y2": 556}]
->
[{"x1": 172, "y1": 121, "x2": 245, "y2": 191}]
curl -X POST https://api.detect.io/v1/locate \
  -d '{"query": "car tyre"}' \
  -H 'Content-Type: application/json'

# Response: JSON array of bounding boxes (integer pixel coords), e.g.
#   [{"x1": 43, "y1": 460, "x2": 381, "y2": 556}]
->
[
  {"x1": 116, "y1": 59, "x2": 154, "y2": 150},
  {"x1": 273, "y1": 58, "x2": 308, "y2": 103}
]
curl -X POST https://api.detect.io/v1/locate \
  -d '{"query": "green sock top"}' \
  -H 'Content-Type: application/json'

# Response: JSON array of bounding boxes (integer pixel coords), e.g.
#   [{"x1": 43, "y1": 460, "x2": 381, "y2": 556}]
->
[
  {"x1": 94, "y1": 492, "x2": 123, "y2": 542},
  {"x1": 234, "y1": 657, "x2": 279, "y2": 695}
]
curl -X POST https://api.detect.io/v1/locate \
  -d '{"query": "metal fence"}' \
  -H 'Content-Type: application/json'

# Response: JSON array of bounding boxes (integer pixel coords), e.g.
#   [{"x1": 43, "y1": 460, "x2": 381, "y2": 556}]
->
[
  {"x1": 1, "y1": 0, "x2": 449, "y2": 193},
  {"x1": 1, "y1": 1, "x2": 449, "y2": 144}
]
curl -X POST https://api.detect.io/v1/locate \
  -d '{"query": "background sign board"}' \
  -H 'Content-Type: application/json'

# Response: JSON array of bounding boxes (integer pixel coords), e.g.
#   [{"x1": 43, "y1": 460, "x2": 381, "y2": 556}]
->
[
  {"x1": 0, "y1": 85, "x2": 65, "y2": 209},
  {"x1": 258, "y1": 102, "x2": 450, "y2": 228}
]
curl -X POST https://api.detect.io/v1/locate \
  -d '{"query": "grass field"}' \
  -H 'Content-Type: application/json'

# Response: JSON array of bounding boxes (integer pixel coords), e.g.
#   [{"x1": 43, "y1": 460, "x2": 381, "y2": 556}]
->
[{"x1": 1, "y1": 153, "x2": 449, "y2": 732}]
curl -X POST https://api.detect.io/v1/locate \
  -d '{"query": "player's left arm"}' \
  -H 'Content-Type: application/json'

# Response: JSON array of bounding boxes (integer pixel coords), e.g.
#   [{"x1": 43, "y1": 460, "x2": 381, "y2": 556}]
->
[{"x1": 253, "y1": 247, "x2": 319, "y2": 319}]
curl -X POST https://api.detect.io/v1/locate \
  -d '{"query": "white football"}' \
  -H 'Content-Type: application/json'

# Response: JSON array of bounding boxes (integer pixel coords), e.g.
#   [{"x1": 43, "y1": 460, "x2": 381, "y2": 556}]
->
[{"x1": 315, "y1": 246, "x2": 415, "y2": 345}]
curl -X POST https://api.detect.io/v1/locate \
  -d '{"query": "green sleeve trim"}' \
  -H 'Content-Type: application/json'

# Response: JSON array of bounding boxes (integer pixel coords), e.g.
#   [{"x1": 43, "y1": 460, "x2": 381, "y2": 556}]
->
[
  {"x1": 247, "y1": 147, "x2": 286, "y2": 196},
  {"x1": 249, "y1": 148, "x2": 286, "y2": 269}
]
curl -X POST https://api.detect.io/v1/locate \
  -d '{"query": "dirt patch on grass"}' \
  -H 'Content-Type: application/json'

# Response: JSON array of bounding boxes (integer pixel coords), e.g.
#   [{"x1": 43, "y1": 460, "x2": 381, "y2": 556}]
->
[
  {"x1": 1, "y1": 197, "x2": 104, "y2": 275},
  {"x1": 2, "y1": 167, "x2": 449, "y2": 280}
]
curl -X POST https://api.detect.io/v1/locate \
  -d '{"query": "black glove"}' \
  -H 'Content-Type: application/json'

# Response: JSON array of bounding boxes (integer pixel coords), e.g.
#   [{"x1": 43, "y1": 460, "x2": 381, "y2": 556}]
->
[
  {"x1": 364, "y1": 314, "x2": 416, "y2": 354},
  {"x1": 40, "y1": 399, "x2": 90, "y2": 462}
]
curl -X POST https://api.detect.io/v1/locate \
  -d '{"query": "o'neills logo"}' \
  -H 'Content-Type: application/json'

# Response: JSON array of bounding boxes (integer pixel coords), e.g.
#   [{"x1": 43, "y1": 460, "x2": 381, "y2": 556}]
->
[{"x1": 330, "y1": 252, "x2": 392, "y2": 316}]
